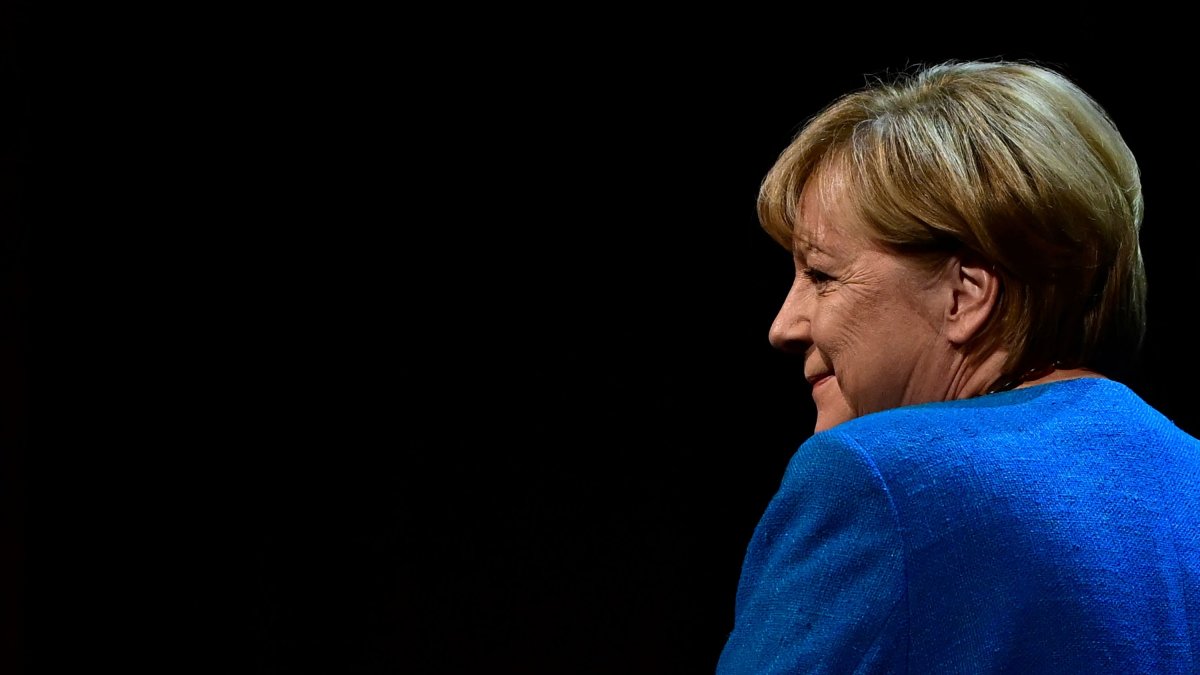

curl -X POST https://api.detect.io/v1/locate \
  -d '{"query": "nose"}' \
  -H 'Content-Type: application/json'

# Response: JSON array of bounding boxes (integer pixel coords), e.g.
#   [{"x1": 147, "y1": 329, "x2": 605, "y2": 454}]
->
[{"x1": 768, "y1": 278, "x2": 813, "y2": 354}]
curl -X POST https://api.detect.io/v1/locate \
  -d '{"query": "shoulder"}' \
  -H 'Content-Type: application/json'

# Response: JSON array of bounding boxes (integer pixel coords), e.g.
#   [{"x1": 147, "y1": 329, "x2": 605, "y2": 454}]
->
[
  {"x1": 810, "y1": 377, "x2": 1200, "y2": 467},
  {"x1": 767, "y1": 379, "x2": 1200, "y2": 672},
  {"x1": 789, "y1": 378, "x2": 1200, "y2": 523}
]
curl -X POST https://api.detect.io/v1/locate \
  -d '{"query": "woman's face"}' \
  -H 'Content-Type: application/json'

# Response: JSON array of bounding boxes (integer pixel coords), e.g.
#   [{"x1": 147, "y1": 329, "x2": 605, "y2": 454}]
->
[{"x1": 769, "y1": 184, "x2": 953, "y2": 432}]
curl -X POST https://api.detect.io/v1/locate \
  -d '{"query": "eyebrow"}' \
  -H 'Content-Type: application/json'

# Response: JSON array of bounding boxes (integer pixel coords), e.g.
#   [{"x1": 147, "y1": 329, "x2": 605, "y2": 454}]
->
[{"x1": 791, "y1": 232, "x2": 828, "y2": 256}]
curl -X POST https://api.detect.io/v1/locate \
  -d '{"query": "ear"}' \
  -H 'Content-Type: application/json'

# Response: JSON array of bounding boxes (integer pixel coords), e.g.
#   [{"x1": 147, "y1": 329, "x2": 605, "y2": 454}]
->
[{"x1": 943, "y1": 255, "x2": 999, "y2": 346}]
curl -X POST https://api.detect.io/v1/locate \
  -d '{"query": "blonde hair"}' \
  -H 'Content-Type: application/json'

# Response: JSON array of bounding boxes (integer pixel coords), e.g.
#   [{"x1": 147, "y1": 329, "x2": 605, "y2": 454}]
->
[{"x1": 759, "y1": 59, "x2": 1146, "y2": 383}]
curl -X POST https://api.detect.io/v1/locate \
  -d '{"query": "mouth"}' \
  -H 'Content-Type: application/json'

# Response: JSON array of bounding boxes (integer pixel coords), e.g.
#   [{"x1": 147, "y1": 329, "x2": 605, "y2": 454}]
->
[{"x1": 806, "y1": 373, "x2": 833, "y2": 388}]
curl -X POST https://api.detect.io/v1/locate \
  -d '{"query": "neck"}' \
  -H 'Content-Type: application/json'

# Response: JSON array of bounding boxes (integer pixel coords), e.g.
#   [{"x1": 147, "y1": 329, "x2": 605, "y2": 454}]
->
[
  {"x1": 1011, "y1": 366, "x2": 1106, "y2": 391},
  {"x1": 949, "y1": 350, "x2": 1011, "y2": 400},
  {"x1": 948, "y1": 350, "x2": 1107, "y2": 400}
]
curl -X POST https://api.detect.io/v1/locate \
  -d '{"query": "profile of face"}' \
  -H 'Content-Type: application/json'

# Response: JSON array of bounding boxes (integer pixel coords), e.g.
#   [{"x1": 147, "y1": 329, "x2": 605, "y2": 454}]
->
[{"x1": 769, "y1": 182, "x2": 959, "y2": 432}]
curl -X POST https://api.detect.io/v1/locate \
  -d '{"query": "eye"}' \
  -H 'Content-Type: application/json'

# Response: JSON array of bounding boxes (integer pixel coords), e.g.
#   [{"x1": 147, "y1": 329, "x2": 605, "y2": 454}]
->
[{"x1": 801, "y1": 266, "x2": 835, "y2": 286}]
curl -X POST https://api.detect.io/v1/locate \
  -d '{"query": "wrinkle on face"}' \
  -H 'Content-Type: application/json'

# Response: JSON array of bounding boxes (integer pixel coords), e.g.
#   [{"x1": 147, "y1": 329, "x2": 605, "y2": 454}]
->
[{"x1": 780, "y1": 169, "x2": 955, "y2": 430}]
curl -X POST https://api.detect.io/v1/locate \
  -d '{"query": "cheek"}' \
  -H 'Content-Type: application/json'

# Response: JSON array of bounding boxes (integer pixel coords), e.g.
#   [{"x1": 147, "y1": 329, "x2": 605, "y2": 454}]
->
[{"x1": 810, "y1": 298, "x2": 863, "y2": 360}]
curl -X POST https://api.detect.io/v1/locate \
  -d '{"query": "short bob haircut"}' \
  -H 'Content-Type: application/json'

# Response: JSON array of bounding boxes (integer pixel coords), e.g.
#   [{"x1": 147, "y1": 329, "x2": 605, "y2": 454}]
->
[{"x1": 758, "y1": 59, "x2": 1147, "y2": 387}]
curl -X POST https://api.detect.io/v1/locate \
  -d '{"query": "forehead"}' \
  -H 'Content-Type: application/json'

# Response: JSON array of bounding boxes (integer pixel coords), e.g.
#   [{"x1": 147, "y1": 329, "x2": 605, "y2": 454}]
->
[{"x1": 793, "y1": 173, "x2": 869, "y2": 255}]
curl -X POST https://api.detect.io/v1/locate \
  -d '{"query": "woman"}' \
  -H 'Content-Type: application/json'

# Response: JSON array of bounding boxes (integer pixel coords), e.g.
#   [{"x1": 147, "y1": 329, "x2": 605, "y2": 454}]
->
[{"x1": 717, "y1": 60, "x2": 1200, "y2": 673}]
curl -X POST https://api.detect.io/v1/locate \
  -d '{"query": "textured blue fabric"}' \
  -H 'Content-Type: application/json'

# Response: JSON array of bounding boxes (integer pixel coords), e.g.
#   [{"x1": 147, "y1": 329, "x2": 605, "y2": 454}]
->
[{"x1": 717, "y1": 379, "x2": 1200, "y2": 674}]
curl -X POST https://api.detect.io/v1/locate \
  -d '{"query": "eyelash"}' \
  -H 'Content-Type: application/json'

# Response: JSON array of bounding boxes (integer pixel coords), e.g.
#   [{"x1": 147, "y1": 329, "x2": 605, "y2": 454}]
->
[{"x1": 801, "y1": 267, "x2": 834, "y2": 285}]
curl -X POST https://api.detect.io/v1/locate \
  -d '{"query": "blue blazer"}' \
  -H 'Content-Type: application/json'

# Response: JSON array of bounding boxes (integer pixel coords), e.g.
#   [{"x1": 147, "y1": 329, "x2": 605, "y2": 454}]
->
[{"x1": 717, "y1": 379, "x2": 1200, "y2": 673}]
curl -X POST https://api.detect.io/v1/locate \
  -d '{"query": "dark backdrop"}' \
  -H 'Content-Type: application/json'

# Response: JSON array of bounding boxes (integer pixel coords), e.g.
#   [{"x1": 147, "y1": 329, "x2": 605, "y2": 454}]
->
[
  {"x1": 243, "y1": 31, "x2": 1199, "y2": 674},
  {"x1": 16, "y1": 9, "x2": 1200, "y2": 675}
]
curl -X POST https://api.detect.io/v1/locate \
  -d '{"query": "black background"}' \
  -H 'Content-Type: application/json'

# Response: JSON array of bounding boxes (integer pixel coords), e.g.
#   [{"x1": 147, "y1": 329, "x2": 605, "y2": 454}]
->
[{"x1": 11, "y1": 7, "x2": 1200, "y2": 675}]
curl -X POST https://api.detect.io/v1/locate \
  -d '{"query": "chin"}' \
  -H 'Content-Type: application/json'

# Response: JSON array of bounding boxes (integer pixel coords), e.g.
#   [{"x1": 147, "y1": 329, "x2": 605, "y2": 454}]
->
[
  {"x1": 813, "y1": 412, "x2": 853, "y2": 433},
  {"x1": 812, "y1": 380, "x2": 857, "y2": 432}
]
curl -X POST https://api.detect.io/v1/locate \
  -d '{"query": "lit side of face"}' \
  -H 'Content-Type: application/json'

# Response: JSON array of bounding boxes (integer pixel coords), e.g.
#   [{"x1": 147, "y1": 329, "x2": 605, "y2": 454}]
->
[{"x1": 768, "y1": 185, "x2": 953, "y2": 432}]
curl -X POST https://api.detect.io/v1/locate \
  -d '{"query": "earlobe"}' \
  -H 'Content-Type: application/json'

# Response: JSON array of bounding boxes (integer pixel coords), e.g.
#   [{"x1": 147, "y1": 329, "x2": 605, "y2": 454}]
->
[{"x1": 945, "y1": 257, "x2": 999, "y2": 345}]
